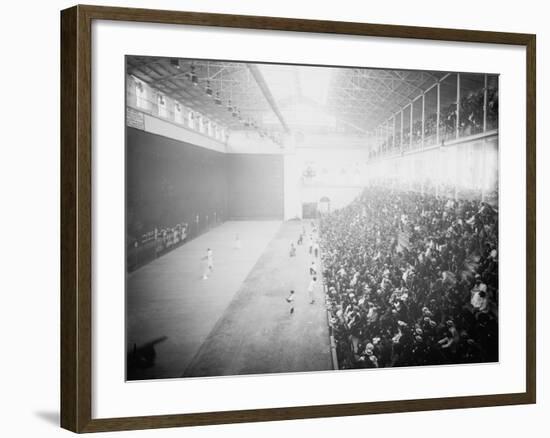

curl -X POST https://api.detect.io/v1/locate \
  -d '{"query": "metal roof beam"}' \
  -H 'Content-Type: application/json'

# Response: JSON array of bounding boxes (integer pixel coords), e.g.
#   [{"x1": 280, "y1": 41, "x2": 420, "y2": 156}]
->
[{"x1": 247, "y1": 65, "x2": 290, "y2": 133}]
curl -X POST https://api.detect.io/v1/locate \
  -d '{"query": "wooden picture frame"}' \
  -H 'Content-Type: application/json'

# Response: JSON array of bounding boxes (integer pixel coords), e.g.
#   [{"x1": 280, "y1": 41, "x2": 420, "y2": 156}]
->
[{"x1": 61, "y1": 4, "x2": 536, "y2": 433}]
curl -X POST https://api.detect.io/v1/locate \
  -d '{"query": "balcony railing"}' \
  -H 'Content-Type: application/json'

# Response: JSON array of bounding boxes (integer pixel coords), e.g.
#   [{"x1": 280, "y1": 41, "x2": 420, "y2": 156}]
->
[{"x1": 370, "y1": 73, "x2": 498, "y2": 160}]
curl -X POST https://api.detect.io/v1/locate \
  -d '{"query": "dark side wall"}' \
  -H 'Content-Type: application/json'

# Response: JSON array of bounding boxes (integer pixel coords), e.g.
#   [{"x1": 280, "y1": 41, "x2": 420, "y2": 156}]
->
[
  {"x1": 126, "y1": 129, "x2": 285, "y2": 241},
  {"x1": 227, "y1": 154, "x2": 284, "y2": 219},
  {"x1": 126, "y1": 127, "x2": 228, "y2": 240}
]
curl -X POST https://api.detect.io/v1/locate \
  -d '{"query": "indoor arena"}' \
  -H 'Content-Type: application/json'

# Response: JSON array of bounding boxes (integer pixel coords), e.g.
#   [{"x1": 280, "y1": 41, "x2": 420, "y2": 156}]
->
[{"x1": 125, "y1": 57, "x2": 498, "y2": 380}]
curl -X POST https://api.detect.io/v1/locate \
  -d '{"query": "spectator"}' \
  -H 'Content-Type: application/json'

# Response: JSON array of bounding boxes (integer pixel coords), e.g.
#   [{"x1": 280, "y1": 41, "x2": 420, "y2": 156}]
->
[{"x1": 320, "y1": 185, "x2": 498, "y2": 369}]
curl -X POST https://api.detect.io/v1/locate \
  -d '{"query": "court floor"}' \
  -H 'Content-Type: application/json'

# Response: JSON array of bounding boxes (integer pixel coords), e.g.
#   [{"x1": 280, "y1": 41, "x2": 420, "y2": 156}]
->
[{"x1": 126, "y1": 220, "x2": 332, "y2": 380}]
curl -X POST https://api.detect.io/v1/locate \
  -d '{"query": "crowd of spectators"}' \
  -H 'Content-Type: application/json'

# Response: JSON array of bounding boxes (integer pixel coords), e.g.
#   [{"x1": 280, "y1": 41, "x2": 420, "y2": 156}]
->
[
  {"x1": 371, "y1": 86, "x2": 498, "y2": 159},
  {"x1": 127, "y1": 222, "x2": 188, "y2": 271},
  {"x1": 320, "y1": 186, "x2": 498, "y2": 369},
  {"x1": 438, "y1": 86, "x2": 499, "y2": 141}
]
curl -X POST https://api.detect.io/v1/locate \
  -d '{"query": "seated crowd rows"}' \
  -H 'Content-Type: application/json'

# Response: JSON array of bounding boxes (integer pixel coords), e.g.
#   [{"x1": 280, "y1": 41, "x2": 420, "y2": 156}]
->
[
  {"x1": 128, "y1": 222, "x2": 188, "y2": 253},
  {"x1": 372, "y1": 86, "x2": 498, "y2": 158},
  {"x1": 127, "y1": 222, "x2": 189, "y2": 271},
  {"x1": 320, "y1": 186, "x2": 498, "y2": 369}
]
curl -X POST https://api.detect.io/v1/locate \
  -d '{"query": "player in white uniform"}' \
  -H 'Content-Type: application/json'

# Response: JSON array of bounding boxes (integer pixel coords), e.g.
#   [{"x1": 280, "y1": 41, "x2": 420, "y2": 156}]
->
[
  {"x1": 289, "y1": 242, "x2": 296, "y2": 257},
  {"x1": 202, "y1": 248, "x2": 214, "y2": 280},
  {"x1": 313, "y1": 240, "x2": 319, "y2": 258},
  {"x1": 233, "y1": 233, "x2": 242, "y2": 250},
  {"x1": 308, "y1": 276, "x2": 317, "y2": 304},
  {"x1": 309, "y1": 261, "x2": 318, "y2": 277},
  {"x1": 207, "y1": 248, "x2": 214, "y2": 271}
]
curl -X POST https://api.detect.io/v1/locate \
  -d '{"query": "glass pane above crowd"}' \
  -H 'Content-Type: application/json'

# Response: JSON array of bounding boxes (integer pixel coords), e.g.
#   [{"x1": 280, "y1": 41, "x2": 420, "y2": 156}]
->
[{"x1": 371, "y1": 73, "x2": 498, "y2": 158}]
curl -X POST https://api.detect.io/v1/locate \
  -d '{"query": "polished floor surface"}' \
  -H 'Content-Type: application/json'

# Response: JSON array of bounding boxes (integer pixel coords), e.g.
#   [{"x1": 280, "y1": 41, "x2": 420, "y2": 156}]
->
[{"x1": 127, "y1": 220, "x2": 332, "y2": 380}]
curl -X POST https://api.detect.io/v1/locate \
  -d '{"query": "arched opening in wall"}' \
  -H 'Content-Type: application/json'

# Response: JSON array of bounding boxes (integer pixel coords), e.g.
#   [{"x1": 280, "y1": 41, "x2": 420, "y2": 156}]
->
[{"x1": 318, "y1": 196, "x2": 331, "y2": 215}]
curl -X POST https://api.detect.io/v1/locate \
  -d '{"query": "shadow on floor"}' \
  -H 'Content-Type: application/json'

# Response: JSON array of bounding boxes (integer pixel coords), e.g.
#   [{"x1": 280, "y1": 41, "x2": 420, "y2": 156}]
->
[{"x1": 34, "y1": 410, "x2": 59, "y2": 427}]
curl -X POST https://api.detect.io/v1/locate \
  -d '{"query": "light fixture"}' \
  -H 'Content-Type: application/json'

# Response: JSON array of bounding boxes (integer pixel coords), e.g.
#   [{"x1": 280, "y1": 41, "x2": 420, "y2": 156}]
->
[
  {"x1": 190, "y1": 65, "x2": 198, "y2": 85},
  {"x1": 227, "y1": 100, "x2": 233, "y2": 112},
  {"x1": 214, "y1": 92, "x2": 222, "y2": 105}
]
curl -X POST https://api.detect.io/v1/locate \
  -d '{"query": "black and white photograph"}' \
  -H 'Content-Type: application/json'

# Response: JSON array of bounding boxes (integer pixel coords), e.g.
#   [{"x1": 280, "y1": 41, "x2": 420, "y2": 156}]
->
[
  {"x1": 125, "y1": 56, "x2": 499, "y2": 381},
  {"x1": 1, "y1": 0, "x2": 545, "y2": 435}
]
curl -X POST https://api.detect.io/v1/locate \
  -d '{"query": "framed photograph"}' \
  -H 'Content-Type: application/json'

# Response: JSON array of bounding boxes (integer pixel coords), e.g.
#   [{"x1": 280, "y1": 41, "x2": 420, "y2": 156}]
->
[{"x1": 60, "y1": 4, "x2": 536, "y2": 433}]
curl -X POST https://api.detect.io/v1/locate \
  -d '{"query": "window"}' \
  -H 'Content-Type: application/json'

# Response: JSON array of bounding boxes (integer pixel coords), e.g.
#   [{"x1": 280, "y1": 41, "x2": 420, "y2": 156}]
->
[
  {"x1": 174, "y1": 102, "x2": 184, "y2": 124},
  {"x1": 197, "y1": 114, "x2": 205, "y2": 133},
  {"x1": 157, "y1": 94, "x2": 168, "y2": 118},
  {"x1": 439, "y1": 73, "x2": 458, "y2": 141},
  {"x1": 135, "y1": 78, "x2": 147, "y2": 110}
]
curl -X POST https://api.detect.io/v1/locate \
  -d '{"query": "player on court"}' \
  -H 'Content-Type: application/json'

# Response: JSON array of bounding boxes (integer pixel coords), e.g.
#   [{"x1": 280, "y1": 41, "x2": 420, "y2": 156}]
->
[
  {"x1": 233, "y1": 233, "x2": 242, "y2": 250},
  {"x1": 207, "y1": 248, "x2": 214, "y2": 271},
  {"x1": 285, "y1": 290, "x2": 295, "y2": 315},
  {"x1": 313, "y1": 240, "x2": 319, "y2": 258},
  {"x1": 202, "y1": 248, "x2": 214, "y2": 280},
  {"x1": 309, "y1": 260, "x2": 318, "y2": 277},
  {"x1": 308, "y1": 276, "x2": 317, "y2": 304},
  {"x1": 289, "y1": 242, "x2": 296, "y2": 257}
]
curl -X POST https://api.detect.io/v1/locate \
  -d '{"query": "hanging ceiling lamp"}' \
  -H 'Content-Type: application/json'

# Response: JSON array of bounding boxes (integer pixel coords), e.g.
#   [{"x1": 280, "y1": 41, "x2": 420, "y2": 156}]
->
[{"x1": 190, "y1": 65, "x2": 198, "y2": 86}]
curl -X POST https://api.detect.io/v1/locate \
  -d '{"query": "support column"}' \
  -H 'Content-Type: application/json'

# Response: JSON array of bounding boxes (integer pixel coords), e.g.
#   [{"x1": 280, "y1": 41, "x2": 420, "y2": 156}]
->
[
  {"x1": 481, "y1": 143, "x2": 486, "y2": 202},
  {"x1": 388, "y1": 119, "x2": 391, "y2": 153},
  {"x1": 409, "y1": 104, "x2": 413, "y2": 150},
  {"x1": 392, "y1": 115, "x2": 396, "y2": 151},
  {"x1": 385, "y1": 120, "x2": 389, "y2": 153},
  {"x1": 456, "y1": 73, "x2": 461, "y2": 140},
  {"x1": 400, "y1": 110, "x2": 404, "y2": 154},
  {"x1": 481, "y1": 147, "x2": 487, "y2": 202},
  {"x1": 421, "y1": 93, "x2": 425, "y2": 149},
  {"x1": 375, "y1": 126, "x2": 379, "y2": 157},
  {"x1": 483, "y1": 74, "x2": 488, "y2": 132},
  {"x1": 436, "y1": 82, "x2": 441, "y2": 145}
]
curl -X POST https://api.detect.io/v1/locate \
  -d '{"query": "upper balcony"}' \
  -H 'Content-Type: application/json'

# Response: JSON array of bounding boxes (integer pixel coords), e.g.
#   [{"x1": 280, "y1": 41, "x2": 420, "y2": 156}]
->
[{"x1": 369, "y1": 72, "x2": 498, "y2": 160}]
